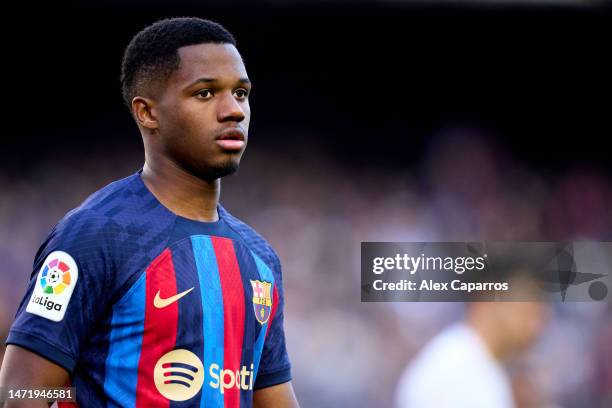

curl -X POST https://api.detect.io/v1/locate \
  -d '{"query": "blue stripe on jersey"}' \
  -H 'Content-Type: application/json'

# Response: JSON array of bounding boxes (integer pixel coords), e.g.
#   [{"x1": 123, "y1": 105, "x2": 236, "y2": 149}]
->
[
  {"x1": 191, "y1": 235, "x2": 224, "y2": 408},
  {"x1": 250, "y1": 251, "x2": 275, "y2": 383},
  {"x1": 169, "y1": 240, "x2": 205, "y2": 408},
  {"x1": 104, "y1": 272, "x2": 146, "y2": 408}
]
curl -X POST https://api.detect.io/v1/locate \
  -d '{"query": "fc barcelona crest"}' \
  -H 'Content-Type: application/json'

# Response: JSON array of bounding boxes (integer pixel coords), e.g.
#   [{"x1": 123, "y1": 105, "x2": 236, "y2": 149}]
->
[{"x1": 250, "y1": 279, "x2": 273, "y2": 325}]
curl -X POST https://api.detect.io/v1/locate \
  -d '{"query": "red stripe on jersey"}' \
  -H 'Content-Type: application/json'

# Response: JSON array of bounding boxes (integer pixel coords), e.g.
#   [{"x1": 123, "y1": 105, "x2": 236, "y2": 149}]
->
[
  {"x1": 56, "y1": 379, "x2": 77, "y2": 407},
  {"x1": 212, "y1": 237, "x2": 245, "y2": 408},
  {"x1": 265, "y1": 285, "x2": 279, "y2": 339},
  {"x1": 135, "y1": 249, "x2": 178, "y2": 408}
]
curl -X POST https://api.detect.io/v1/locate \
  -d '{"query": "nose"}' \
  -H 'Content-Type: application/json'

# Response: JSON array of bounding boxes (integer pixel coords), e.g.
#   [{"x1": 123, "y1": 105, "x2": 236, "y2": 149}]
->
[{"x1": 217, "y1": 91, "x2": 246, "y2": 123}]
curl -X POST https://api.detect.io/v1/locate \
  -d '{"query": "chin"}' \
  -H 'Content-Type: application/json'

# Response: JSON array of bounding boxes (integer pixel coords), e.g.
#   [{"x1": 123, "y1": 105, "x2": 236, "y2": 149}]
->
[{"x1": 194, "y1": 158, "x2": 241, "y2": 181}]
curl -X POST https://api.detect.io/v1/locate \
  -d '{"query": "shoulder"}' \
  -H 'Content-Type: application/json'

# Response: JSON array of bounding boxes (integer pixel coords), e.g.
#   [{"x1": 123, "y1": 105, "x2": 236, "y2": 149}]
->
[
  {"x1": 396, "y1": 324, "x2": 512, "y2": 407},
  {"x1": 51, "y1": 173, "x2": 140, "y2": 243},
  {"x1": 218, "y1": 204, "x2": 281, "y2": 274},
  {"x1": 33, "y1": 173, "x2": 148, "y2": 271},
  {"x1": 412, "y1": 324, "x2": 480, "y2": 371}
]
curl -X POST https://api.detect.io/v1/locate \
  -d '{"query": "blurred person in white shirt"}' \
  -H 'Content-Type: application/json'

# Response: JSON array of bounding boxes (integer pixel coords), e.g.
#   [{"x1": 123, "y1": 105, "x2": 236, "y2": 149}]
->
[{"x1": 395, "y1": 269, "x2": 549, "y2": 408}]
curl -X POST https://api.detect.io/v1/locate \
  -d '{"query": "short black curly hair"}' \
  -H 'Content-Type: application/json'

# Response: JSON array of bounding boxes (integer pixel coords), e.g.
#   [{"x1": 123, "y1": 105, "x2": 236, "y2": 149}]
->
[{"x1": 121, "y1": 17, "x2": 236, "y2": 108}]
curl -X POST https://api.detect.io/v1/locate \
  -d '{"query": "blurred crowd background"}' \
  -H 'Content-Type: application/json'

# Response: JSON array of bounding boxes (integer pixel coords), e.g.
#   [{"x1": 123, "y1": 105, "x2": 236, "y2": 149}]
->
[
  {"x1": 1, "y1": 132, "x2": 611, "y2": 407},
  {"x1": 2, "y1": 1, "x2": 611, "y2": 407}
]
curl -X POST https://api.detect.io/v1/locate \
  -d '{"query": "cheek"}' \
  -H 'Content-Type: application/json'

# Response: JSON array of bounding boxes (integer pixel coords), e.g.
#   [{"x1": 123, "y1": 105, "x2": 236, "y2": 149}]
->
[
  {"x1": 170, "y1": 108, "x2": 218, "y2": 143},
  {"x1": 244, "y1": 104, "x2": 251, "y2": 126}
]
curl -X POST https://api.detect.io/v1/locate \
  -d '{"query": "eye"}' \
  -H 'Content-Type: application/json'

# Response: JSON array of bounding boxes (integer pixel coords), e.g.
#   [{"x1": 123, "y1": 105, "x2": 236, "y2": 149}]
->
[
  {"x1": 195, "y1": 89, "x2": 214, "y2": 99},
  {"x1": 233, "y1": 88, "x2": 249, "y2": 100}
]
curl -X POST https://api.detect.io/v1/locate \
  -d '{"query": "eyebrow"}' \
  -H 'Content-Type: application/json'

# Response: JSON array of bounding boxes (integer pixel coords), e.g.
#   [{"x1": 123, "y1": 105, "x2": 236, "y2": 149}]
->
[{"x1": 186, "y1": 77, "x2": 251, "y2": 87}]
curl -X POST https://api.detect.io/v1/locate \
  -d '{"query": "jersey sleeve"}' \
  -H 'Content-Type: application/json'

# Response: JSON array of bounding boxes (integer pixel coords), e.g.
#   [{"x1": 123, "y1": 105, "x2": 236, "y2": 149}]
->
[
  {"x1": 5, "y1": 211, "x2": 114, "y2": 373},
  {"x1": 253, "y1": 253, "x2": 292, "y2": 389}
]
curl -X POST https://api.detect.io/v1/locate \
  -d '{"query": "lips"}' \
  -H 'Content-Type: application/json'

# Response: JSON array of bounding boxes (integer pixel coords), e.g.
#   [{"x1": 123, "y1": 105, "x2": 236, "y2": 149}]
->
[
  {"x1": 215, "y1": 128, "x2": 246, "y2": 151},
  {"x1": 216, "y1": 128, "x2": 245, "y2": 141}
]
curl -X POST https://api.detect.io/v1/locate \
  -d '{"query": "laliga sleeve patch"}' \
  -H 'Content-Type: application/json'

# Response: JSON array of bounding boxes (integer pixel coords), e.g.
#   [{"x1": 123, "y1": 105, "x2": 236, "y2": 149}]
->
[{"x1": 26, "y1": 250, "x2": 79, "y2": 322}]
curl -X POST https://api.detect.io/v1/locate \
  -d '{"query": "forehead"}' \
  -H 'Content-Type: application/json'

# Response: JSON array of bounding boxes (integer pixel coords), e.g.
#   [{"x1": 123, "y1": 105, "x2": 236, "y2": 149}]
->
[{"x1": 173, "y1": 43, "x2": 247, "y2": 84}]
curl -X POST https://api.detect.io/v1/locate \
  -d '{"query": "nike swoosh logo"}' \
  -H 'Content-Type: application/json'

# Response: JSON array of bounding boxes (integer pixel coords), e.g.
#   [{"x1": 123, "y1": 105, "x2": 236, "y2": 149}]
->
[{"x1": 154, "y1": 287, "x2": 194, "y2": 308}]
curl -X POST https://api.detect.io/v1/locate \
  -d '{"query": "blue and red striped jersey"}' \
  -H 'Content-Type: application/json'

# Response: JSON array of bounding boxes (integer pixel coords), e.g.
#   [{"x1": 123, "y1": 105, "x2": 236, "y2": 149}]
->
[{"x1": 5, "y1": 170, "x2": 291, "y2": 407}]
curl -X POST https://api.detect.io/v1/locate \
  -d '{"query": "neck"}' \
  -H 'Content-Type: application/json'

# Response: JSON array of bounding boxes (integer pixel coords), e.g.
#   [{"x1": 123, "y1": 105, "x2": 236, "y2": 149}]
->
[
  {"x1": 467, "y1": 313, "x2": 508, "y2": 361},
  {"x1": 141, "y1": 154, "x2": 220, "y2": 222}
]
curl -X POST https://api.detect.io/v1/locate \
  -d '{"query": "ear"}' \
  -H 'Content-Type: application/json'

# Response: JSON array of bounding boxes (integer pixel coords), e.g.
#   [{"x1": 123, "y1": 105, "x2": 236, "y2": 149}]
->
[{"x1": 131, "y1": 96, "x2": 159, "y2": 130}]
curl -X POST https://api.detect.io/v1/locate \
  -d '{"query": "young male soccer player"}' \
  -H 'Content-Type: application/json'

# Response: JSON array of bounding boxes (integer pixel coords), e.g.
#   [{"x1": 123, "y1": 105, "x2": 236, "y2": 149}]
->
[{"x1": 0, "y1": 17, "x2": 299, "y2": 408}]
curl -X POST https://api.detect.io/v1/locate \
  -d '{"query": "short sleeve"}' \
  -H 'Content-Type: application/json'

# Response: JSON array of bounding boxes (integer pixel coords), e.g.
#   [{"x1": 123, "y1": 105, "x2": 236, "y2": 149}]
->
[
  {"x1": 5, "y1": 212, "x2": 113, "y2": 373},
  {"x1": 253, "y1": 254, "x2": 292, "y2": 389}
]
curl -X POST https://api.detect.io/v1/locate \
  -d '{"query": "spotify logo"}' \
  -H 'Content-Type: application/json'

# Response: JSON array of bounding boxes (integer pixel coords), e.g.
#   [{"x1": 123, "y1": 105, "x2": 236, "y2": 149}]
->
[{"x1": 154, "y1": 349, "x2": 204, "y2": 401}]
